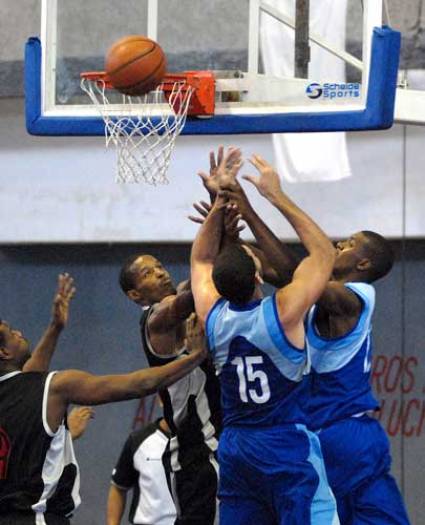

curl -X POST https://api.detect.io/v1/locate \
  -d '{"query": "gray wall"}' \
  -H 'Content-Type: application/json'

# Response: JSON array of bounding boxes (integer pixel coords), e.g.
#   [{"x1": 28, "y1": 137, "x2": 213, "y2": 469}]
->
[{"x1": 0, "y1": 241, "x2": 423, "y2": 524}]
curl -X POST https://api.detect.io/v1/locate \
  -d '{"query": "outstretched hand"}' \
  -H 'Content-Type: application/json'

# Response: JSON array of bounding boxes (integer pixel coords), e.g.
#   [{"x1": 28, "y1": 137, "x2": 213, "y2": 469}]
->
[
  {"x1": 198, "y1": 146, "x2": 243, "y2": 199},
  {"x1": 197, "y1": 146, "x2": 224, "y2": 199},
  {"x1": 244, "y1": 154, "x2": 282, "y2": 200},
  {"x1": 52, "y1": 273, "x2": 76, "y2": 330}
]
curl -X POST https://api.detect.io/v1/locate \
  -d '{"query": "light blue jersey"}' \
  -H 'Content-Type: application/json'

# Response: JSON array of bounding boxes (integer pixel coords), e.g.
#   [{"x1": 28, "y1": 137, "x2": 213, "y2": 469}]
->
[
  {"x1": 206, "y1": 294, "x2": 340, "y2": 524},
  {"x1": 307, "y1": 282, "x2": 379, "y2": 430},
  {"x1": 305, "y1": 283, "x2": 410, "y2": 523},
  {"x1": 206, "y1": 294, "x2": 309, "y2": 427}
]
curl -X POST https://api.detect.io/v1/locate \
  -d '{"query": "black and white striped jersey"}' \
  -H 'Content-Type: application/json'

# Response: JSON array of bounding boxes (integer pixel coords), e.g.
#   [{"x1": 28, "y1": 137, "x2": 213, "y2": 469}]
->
[
  {"x1": 0, "y1": 371, "x2": 80, "y2": 522},
  {"x1": 140, "y1": 307, "x2": 222, "y2": 472},
  {"x1": 112, "y1": 420, "x2": 176, "y2": 525}
]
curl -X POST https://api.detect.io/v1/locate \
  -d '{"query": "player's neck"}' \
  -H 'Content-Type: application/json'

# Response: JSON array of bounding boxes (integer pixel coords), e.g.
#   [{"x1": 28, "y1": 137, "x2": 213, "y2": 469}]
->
[
  {"x1": 332, "y1": 268, "x2": 363, "y2": 284},
  {"x1": 0, "y1": 364, "x2": 20, "y2": 376}
]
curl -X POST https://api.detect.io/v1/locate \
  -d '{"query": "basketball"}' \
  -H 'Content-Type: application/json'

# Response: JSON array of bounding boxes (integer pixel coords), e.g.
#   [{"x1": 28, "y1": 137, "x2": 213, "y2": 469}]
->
[{"x1": 105, "y1": 35, "x2": 166, "y2": 96}]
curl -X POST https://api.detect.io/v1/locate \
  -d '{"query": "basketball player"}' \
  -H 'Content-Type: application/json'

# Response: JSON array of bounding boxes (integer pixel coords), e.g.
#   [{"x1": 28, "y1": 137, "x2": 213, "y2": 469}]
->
[
  {"x1": 305, "y1": 233, "x2": 411, "y2": 524},
  {"x1": 119, "y1": 256, "x2": 221, "y2": 525},
  {"x1": 0, "y1": 312, "x2": 206, "y2": 524},
  {"x1": 191, "y1": 148, "x2": 339, "y2": 525},
  {"x1": 219, "y1": 170, "x2": 410, "y2": 523},
  {"x1": 107, "y1": 418, "x2": 176, "y2": 525}
]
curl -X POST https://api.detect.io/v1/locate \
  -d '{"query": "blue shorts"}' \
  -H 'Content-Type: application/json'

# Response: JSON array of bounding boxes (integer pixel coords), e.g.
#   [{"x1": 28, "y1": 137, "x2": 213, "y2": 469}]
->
[
  {"x1": 318, "y1": 415, "x2": 410, "y2": 524},
  {"x1": 218, "y1": 424, "x2": 339, "y2": 525}
]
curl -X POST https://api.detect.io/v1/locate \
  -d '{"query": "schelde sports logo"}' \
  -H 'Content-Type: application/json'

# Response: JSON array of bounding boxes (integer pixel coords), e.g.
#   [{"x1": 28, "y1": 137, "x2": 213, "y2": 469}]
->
[
  {"x1": 306, "y1": 82, "x2": 361, "y2": 100},
  {"x1": 306, "y1": 83, "x2": 323, "y2": 99}
]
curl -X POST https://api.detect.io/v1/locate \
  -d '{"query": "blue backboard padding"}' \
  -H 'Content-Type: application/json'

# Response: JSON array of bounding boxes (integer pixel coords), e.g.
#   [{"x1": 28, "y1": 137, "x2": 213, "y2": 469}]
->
[{"x1": 25, "y1": 27, "x2": 400, "y2": 136}]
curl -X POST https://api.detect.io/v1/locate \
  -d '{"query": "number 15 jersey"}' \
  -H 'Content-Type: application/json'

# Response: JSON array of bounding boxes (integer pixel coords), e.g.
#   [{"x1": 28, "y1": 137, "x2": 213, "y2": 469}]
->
[{"x1": 205, "y1": 295, "x2": 309, "y2": 427}]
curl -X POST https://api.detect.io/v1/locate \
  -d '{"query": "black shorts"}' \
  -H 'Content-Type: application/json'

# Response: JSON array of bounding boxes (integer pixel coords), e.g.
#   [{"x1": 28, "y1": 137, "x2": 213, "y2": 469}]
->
[
  {"x1": 171, "y1": 454, "x2": 219, "y2": 525},
  {"x1": 0, "y1": 512, "x2": 70, "y2": 525}
]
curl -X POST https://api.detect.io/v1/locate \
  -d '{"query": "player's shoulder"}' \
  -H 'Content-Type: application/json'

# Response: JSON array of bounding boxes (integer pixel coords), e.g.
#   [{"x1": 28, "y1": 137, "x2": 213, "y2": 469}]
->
[{"x1": 344, "y1": 282, "x2": 375, "y2": 309}]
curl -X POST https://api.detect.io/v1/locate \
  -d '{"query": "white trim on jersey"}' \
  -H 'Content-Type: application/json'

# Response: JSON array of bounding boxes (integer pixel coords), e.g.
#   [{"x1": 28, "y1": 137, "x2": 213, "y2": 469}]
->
[
  {"x1": 42, "y1": 371, "x2": 57, "y2": 437},
  {"x1": 195, "y1": 391, "x2": 218, "y2": 453},
  {"x1": 35, "y1": 512, "x2": 47, "y2": 525},
  {"x1": 0, "y1": 371, "x2": 22, "y2": 382},
  {"x1": 32, "y1": 371, "x2": 81, "y2": 516}
]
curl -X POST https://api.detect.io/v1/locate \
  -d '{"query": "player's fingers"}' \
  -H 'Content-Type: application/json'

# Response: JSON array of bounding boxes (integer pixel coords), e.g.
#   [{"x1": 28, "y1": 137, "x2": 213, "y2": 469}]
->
[
  {"x1": 199, "y1": 200, "x2": 211, "y2": 212},
  {"x1": 251, "y1": 153, "x2": 267, "y2": 167},
  {"x1": 197, "y1": 171, "x2": 209, "y2": 183},
  {"x1": 242, "y1": 174, "x2": 260, "y2": 187},
  {"x1": 63, "y1": 275, "x2": 74, "y2": 295},
  {"x1": 209, "y1": 150, "x2": 217, "y2": 171},
  {"x1": 217, "y1": 145, "x2": 224, "y2": 166},
  {"x1": 193, "y1": 202, "x2": 209, "y2": 217},
  {"x1": 188, "y1": 215, "x2": 204, "y2": 224}
]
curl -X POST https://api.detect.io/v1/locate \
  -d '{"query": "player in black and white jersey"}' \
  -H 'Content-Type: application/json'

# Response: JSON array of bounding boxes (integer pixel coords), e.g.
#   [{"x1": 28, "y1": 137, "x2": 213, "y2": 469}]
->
[
  {"x1": 0, "y1": 284, "x2": 207, "y2": 525},
  {"x1": 107, "y1": 418, "x2": 176, "y2": 525},
  {"x1": 119, "y1": 256, "x2": 221, "y2": 525}
]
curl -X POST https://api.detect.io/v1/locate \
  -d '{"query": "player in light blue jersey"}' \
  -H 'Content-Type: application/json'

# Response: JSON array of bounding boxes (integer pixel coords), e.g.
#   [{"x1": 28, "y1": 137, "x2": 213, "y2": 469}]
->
[
  {"x1": 305, "y1": 232, "x2": 410, "y2": 524},
  {"x1": 190, "y1": 148, "x2": 339, "y2": 525},
  {"x1": 223, "y1": 180, "x2": 410, "y2": 524}
]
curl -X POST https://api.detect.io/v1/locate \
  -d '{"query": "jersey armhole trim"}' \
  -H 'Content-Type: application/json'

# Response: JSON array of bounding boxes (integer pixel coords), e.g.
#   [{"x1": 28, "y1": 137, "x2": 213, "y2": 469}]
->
[
  {"x1": 205, "y1": 297, "x2": 226, "y2": 355},
  {"x1": 271, "y1": 294, "x2": 306, "y2": 355},
  {"x1": 43, "y1": 371, "x2": 58, "y2": 437},
  {"x1": 309, "y1": 286, "x2": 370, "y2": 345}
]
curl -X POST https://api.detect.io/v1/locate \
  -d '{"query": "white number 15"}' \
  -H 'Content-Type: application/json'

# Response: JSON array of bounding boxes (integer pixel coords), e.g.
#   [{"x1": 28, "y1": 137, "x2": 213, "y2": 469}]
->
[{"x1": 231, "y1": 356, "x2": 271, "y2": 404}]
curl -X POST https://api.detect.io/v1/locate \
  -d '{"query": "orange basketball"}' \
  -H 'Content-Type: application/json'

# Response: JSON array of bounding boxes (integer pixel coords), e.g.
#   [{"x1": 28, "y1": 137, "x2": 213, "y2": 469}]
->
[{"x1": 105, "y1": 35, "x2": 166, "y2": 96}]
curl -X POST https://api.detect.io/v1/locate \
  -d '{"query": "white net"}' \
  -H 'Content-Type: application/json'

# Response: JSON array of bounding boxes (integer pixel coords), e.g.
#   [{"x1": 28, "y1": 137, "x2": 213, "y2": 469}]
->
[{"x1": 80, "y1": 78, "x2": 194, "y2": 184}]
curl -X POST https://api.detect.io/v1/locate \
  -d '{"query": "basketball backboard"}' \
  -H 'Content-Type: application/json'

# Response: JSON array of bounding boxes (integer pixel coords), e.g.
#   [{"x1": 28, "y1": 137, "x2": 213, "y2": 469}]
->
[{"x1": 25, "y1": 0, "x2": 400, "y2": 135}]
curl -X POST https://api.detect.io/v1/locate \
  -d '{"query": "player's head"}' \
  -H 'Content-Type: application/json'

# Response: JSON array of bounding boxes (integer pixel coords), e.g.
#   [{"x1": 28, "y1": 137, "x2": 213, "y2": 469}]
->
[
  {"x1": 0, "y1": 320, "x2": 31, "y2": 371},
  {"x1": 212, "y1": 244, "x2": 262, "y2": 305},
  {"x1": 333, "y1": 231, "x2": 394, "y2": 283},
  {"x1": 119, "y1": 254, "x2": 176, "y2": 306}
]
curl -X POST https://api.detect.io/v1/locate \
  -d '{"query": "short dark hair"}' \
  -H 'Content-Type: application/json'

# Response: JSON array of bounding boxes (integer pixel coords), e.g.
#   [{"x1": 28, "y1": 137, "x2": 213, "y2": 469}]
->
[
  {"x1": 119, "y1": 254, "x2": 141, "y2": 294},
  {"x1": 361, "y1": 231, "x2": 394, "y2": 282},
  {"x1": 212, "y1": 244, "x2": 256, "y2": 305}
]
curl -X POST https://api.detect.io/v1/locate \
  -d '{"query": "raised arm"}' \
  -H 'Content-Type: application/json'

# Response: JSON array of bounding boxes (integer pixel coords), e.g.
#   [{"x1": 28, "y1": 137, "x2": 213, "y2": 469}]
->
[
  {"x1": 23, "y1": 273, "x2": 76, "y2": 372},
  {"x1": 190, "y1": 196, "x2": 226, "y2": 323},
  {"x1": 245, "y1": 155, "x2": 335, "y2": 346},
  {"x1": 191, "y1": 147, "x2": 243, "y2": 322}
]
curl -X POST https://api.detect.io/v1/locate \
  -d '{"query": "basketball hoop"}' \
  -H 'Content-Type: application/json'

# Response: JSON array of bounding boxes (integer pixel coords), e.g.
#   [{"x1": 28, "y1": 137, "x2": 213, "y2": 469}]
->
[{"x1": 80, "y1": 71, "x2": 215, "y2": 184}]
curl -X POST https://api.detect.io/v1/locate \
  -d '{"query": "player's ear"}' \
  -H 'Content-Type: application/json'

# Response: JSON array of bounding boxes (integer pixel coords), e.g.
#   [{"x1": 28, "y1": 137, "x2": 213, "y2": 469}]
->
[
  {"x1": 356, "y1": 258, "x2": 372, "y2": 272},
  {"x1": 0, "y1": 346, "x2": 12, "y2": 361},
  {"x1": 127, "y1": 289, "x2": 143, "y2": 303}
]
